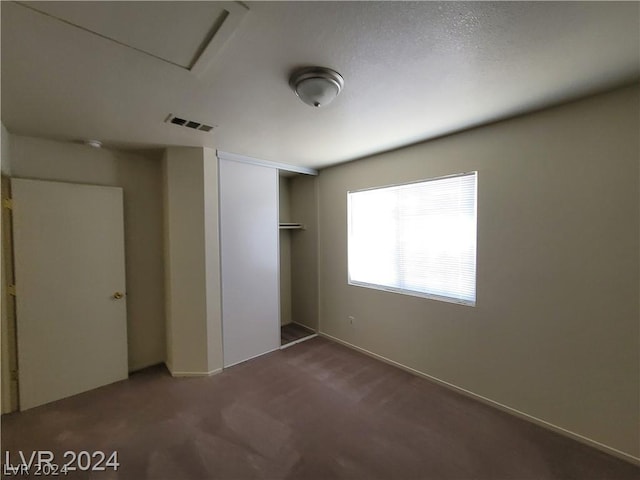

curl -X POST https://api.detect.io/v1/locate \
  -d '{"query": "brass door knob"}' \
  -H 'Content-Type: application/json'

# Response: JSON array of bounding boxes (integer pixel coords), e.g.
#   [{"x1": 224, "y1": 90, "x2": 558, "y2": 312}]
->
[{"x1": 113, "y1": 292, "x2": 124, "y2": 299}]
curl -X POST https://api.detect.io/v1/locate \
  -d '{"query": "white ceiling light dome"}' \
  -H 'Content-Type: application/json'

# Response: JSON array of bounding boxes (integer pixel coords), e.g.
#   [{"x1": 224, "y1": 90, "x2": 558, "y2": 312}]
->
[
  {"x1": 289, "y1": 67, "x2": 344, "y2": 108},
  {"x1": 83, "y1": 139, "x2": 102, "y2": 148}
]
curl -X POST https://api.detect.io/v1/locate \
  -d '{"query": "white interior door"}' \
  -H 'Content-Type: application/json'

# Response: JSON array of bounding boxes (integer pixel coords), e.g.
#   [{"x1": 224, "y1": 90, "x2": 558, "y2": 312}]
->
[
  {"x1": 12, "y1": 178, "x2": 128, "y2": 410},
  {"x1": 219, "y1": 159, "x2": 280, "y2": 367}
]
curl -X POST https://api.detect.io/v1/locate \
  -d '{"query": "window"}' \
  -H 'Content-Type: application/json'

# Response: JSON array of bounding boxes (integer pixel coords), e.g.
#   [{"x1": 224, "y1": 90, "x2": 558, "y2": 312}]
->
[{"x1": 348, "y1": 172, "x2": 477, "y2": 306}]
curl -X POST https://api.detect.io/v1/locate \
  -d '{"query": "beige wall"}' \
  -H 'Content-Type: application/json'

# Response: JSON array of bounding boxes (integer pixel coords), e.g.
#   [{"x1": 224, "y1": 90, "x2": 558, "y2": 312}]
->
[
  {"x1": 290, "y1": 174, "x2": 319, "y2": 331},
  {"x1": 163, "y1": 147, "x2": 222, "y2": 375},
  {"x1": 318, "y1": 85, "x2": 640, "y2": 459},
  {"x1": 9, "y1": 135, "x2": 165, "y2": 372},
  {"x1": 1, "y1": 124, "x2": 10, "y2": 176},
  {"x1": 279, "y1": 176, "x2": 292, "y2": 326}
]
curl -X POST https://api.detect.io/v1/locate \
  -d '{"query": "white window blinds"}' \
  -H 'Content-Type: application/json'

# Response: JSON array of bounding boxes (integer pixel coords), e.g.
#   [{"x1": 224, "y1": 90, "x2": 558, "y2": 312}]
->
[{"x1": 348, "y1": 172, "x2": 477, "y2": 305}]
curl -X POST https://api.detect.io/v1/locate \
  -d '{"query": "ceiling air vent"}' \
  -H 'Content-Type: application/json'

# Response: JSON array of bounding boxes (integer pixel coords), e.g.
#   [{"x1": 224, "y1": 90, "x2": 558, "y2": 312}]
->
[{"x1": 165, "y1": 114, "x2": 216, "y2": 133}]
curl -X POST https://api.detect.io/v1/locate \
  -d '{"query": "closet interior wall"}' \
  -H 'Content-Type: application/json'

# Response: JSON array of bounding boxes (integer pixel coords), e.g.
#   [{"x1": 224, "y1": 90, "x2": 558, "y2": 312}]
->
[
  {"x1": 279, "y1": 175, "x2": 293, "y2": 326},
  {"x1": 279, "y1": 173, "x2": 319, "y2": 332}
]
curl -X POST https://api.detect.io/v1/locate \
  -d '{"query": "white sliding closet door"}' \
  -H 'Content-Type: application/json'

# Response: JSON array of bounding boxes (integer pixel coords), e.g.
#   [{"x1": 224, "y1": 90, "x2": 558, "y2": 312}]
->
[{"x1": 219, "y1": 159, "x2": 280, "y2": 367}]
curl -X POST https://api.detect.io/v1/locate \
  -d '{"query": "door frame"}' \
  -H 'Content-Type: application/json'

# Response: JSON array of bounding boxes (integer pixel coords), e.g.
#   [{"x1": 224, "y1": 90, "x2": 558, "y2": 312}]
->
[
  {"x1": 1, "y1": 174, "x2": 19, "y2": 413},
  {"x1": 11, "y1": 177, "x2": 129, "y2": 410}
]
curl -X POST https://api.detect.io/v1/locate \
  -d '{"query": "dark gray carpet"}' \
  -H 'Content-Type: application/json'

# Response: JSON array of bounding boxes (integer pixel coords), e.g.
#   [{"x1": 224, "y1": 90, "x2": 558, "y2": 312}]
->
[{"x1": 2, "y1": 337, "x2": 638, "y2": 479}]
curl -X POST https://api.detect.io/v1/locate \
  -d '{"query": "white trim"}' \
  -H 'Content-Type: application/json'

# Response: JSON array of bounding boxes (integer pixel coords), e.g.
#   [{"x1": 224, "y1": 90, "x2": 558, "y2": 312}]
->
[
  {"x1": 165, "y1": 363, "x2": 222, "y2": 377},
  {"x1": 223, "y1": 347, "x2": 281, "y2": 368},
  {"x1": 280, "y1": 333, "x2": 318, "y2": 350},
  {"x1": 216, "y1": 150, "x2": 318, "y2": 176},
  {"x1": 319, "y1": 332, "x2": 640, "y2": 466}
]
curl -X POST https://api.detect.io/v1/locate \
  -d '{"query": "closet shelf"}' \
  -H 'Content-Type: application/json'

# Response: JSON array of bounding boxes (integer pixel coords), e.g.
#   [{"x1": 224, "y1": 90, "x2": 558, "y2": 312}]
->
[{"x1": 279, "y1": 222, "x2": 305, "y2": 230}]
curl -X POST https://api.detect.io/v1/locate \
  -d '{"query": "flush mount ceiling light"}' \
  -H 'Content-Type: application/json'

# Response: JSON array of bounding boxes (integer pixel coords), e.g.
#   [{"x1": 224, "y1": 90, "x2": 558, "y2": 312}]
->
[
  {"x1": 289, "y1": 67, "x2": 344, "y2": 108},
  {"x1": 83, "y1": 139, "x2": 102, "y2": 148}
]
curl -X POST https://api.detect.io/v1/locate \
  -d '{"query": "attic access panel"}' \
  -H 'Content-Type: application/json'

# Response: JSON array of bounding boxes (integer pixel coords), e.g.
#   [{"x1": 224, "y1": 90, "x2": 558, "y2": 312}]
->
[{"x1": 22, "y1": 1, "x2": 248, "y2": 75}]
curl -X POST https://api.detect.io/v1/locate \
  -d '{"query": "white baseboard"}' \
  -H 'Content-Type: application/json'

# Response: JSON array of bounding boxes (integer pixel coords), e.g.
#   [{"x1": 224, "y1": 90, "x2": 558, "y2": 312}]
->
[
  {"x1": 291, "y1": 321, "x2": 316, "y2": 331},
  {"x1": 165, "y1": 363, "x2": 222, "y2": 378},
  {"x1": 319, "y1": 332, "x2": 640, "y2": 466}
]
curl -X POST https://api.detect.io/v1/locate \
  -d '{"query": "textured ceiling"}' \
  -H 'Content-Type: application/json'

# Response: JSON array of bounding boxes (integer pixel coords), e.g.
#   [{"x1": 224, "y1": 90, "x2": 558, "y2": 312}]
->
[{"x1": 2, "y1": 1, "x2": 639, "y2": 169}]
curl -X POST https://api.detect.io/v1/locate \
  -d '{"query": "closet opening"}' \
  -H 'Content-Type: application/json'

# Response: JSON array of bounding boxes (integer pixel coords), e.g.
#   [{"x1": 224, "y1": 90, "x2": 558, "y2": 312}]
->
[{"x1": 278, "y1": 172, "x2": 319, "y2": 348}]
